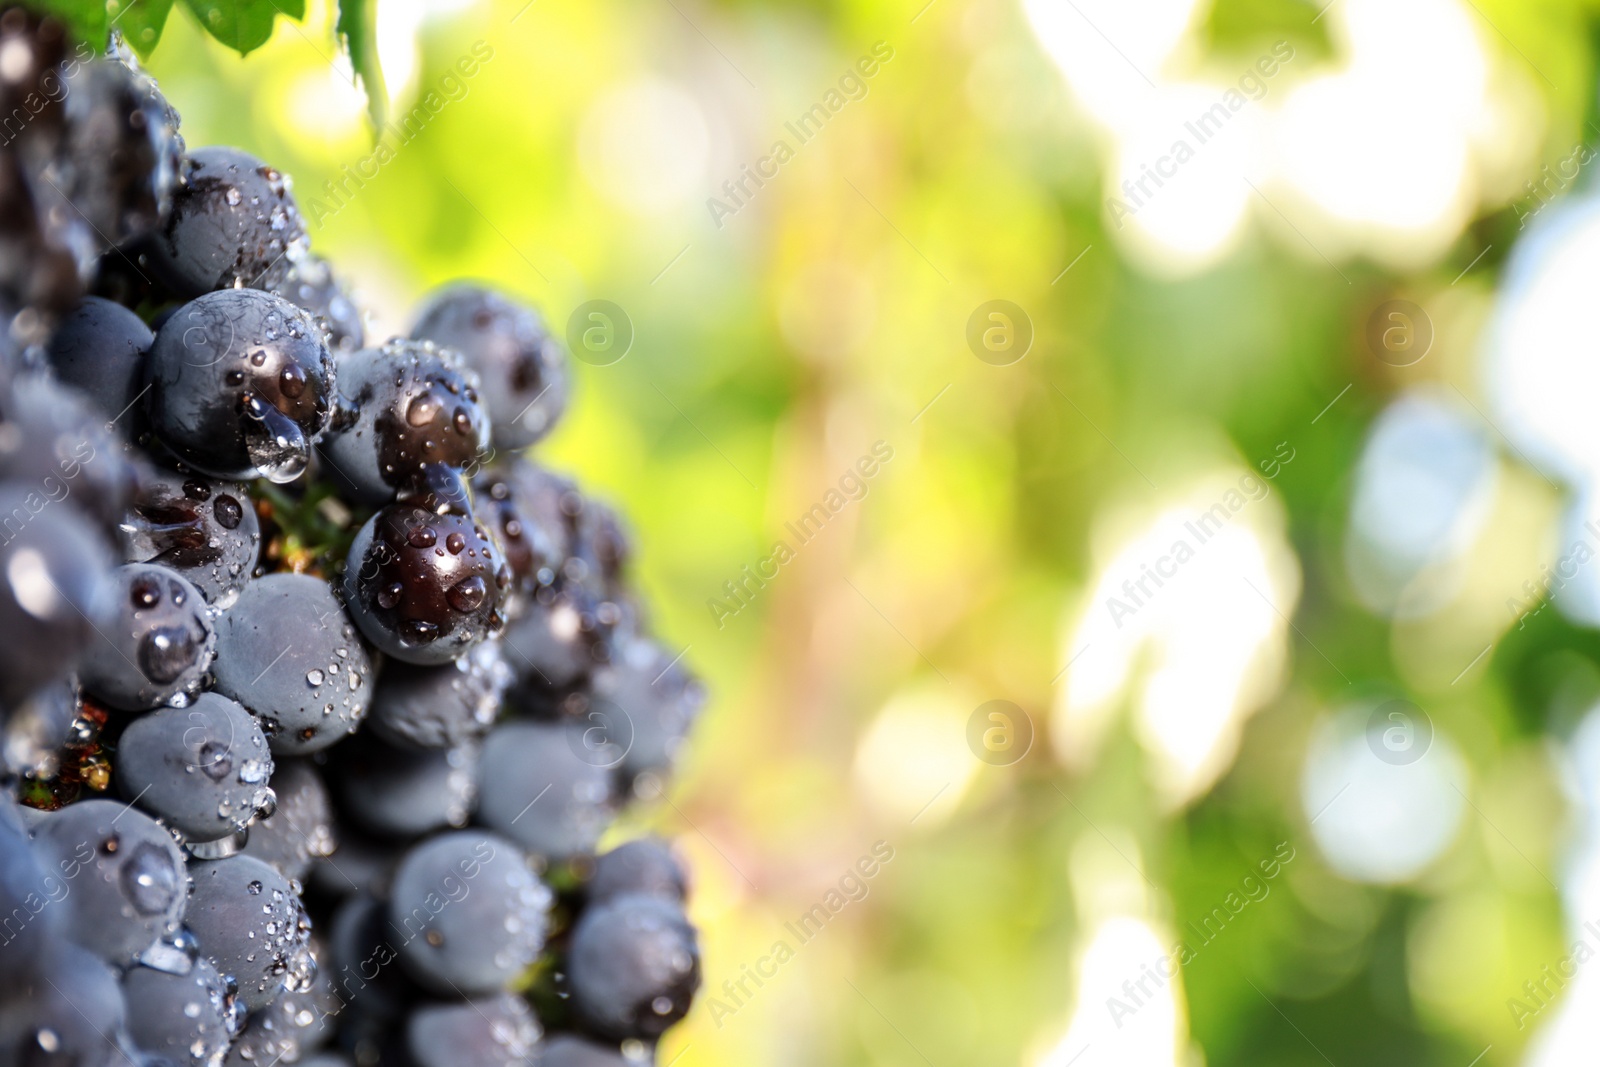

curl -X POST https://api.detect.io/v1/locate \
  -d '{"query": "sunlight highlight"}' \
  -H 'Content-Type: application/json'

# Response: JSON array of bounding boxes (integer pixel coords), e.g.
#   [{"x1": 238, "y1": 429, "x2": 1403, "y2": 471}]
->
[
  {"x1": 853, "y1": 684, "x2": 978, "y2": 827},
  {"x1": 1054, "y1": 469, "x2": 1300, "y2": 808},
  {"x1": 1035, "y1": 917, "x2": 1186, "y2": 1067}
]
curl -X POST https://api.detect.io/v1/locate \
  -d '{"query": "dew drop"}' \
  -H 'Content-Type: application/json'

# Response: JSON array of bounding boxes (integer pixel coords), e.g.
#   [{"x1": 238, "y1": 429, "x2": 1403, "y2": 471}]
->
[
  {"x1": 120, "y1": 842, "x2": 180, "y2": 916},
  {"x1": 447, "y1": 576, "x2": 487, "y2": 614},
  {"x1": 407, "y1": 393, "x2": 441, "y2": 427}
]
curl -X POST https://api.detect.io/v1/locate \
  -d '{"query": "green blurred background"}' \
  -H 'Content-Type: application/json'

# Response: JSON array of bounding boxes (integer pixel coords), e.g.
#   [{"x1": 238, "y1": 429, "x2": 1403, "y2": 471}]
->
[{"x1": 135, "y1": 0, "x2": 1600, "y2": 1061}]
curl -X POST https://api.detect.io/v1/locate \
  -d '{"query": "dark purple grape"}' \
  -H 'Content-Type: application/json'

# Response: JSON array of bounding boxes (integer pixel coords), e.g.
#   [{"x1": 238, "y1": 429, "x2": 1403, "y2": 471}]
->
[
  {"x1": 146, "y1": 287, "x2": 335, "y2": 482},
  {"x1": 122, "y1": 955, "x2": 237, "y2": 1066},
  {"x1": 540, "y1": 1034, "x2": 642, "y2": 1067},
  {"x1": 588, "y1": 838, "x2": 687, "y2": 906},
  {"x1": 405, "y1": 993, "x2": 540, "y2": 1067},
  {"x1": 331, "y1": 732, "x2": 477, "y2": 839},
  {"x1": 241, "y1": 758, "x2": 335, "y2": 882},
  {"x1": 114, "y1": 693, "x2": 273, "y2": 842},
  {"x1": 185, "y1": 855, "x2": 314, "y2": 1012},
  {"x1": 53, "y1": 45, "x2": 185, "y2": 247},
  {"x1": 0, "y1": 804, "x2": 63, "y2": 969},
  {"x1": 325, "y1": 892, "x2": 415, "y2": 1021},
  {"x1": 44, "y1": 295, "x2": 153, "y2": 424},
  {"x1": 410, "y1": 285, "x2": 568, "y2": 449},
  {"x1": 78, "y1": 562, "x2": 214, "y2": 711},
  {"x1": 0, "y1": 939, "x2": 127, "y2": 1067},
  {"x1": 119, "y1": 467, "x2": 261, "y2": 608},
  {"x1": 501, "y1": 584, "x2": 619, "y2": 704},
  {"x1": 222, "y1": 936, "x2": 340, "y2": 1066},
  {"x1": 388, "y1": 831, "x2": 549, "y2": 995},
  {"x1": 0, "y1": 370, "x2": 137, "y2": 528},
  {"x1": 475, "y1": 721, "x2": 617, "y2": 862},
  {"x1": 30, "y1": 799, "x2": 187, "y2": 965},
  {"x1": 594, "y1": 636, "x2": 705, "y2": 790},
  {"x1": 210, "y1": 572, "x2": 375, "y2": 755},
  {"x1": 319, "y1": 338, "x2": 489, "y2": 509},
  {"x1": 267, "y1": 252, "x2": 364, "y2": 353},
  {"x1": 367, "y1": 639, "x2": 508, "y2": 750},
  {"x1": 567, "y1": 893, "x2": 700, "y2": 1041},
  {"x1": 0, "y1": 487, "x2": 113, "y2": 706},
  {"x1": 342, "y1": 505, "x2": 509, "y2": 666},
  {"x1": 0, "y1": 153, "x2": 89, "y2": 326},
  {"x1": 474, "y1": 459, "x2": 572, "y2": 618},
  {"x1": 145, "y1": 146, "x2": 307, "y2": 298}
]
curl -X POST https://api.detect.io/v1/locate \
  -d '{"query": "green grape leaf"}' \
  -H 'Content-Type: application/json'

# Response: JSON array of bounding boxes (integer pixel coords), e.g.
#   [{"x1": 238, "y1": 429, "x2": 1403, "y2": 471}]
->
[
  {"x1": 113, "y1": 0, "x2": 175, "y2": 57},
  {"x1": 33, "y1": 0, "x2": 108, "y2": 50},
  {"x1": 336, "y1": 0, "x2": 386, "y2": 133},
  {"x1": 179, "y1": 0, "x2": 303, "y2": 56}
]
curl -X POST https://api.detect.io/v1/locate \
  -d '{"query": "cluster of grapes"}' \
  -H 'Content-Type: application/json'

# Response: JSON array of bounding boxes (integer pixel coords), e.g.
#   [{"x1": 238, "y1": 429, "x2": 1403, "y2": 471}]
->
[{"x1": 0, "y1": 8, "x2": 707, "y2": 1067}]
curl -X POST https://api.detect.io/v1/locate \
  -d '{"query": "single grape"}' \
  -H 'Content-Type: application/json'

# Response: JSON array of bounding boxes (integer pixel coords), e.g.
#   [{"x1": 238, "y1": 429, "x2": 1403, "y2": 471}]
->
[
  {"x1": 0, "y1": 939, "x2": 127, "y2": 1067},
  {"x1": 325, "y1": 892, "x2": 415, "y2": 1021},
  {"x1": 474, "y1": 460, "x2": 573, "y2": 620},
  {"x1": 266, "y1": 252, "x2": 364, "y2": 354},
  {"x1": 567, "y1": 893, "x2": 700, "y2": 1041},
  {"x1": 145, "y1": 146, "x2": 307, "y2": 298},
  {"x1": 410, "y1": 285, "x2": 569, "y2": 449},
  {"x1": 0, "y1": 370, "x2": 137, "y2": 528},
  {"x1": 146, "y1": 287, "x2": 335, "y2": 482},
  {"x1": 500, "y1": 585, "x2": 617, "y2": 706},
  {"x1": 475, "y1": 721, "x2": 617, "y2": 862},
  {"x1": 0, "y1": 808, "x2": 63, "y2": 969},
  {"x1": 241, "y1": 758, "x2": 335, "y2": 882},
  {"x1": 0, "y1": 152, "x2": 89, "y2": 324},
  {"x1": 121, "y1": 955, "x2": 236, "y2": 1067},
  {"x1": 405, "y1": 993, "x2": 540, "y2": 1067},
  {"x1": 78, "y1": 562, "x2": 215, "y2": 711},
  {"x1": 45, "y1": 296, "x2": 154, "y2": 425},
  {"x1": 211, "y1": 573, "x2": 375, "y2": 755},
  {"x1": 568, "y1": 497, "x2": 630, "y2": 597},
  {"x1": 342, "y1": 505, "x2": 509, "y2": 666},
  {"x1": 55, "y1": 46, "x2": 185, "y2": 247},
  {"x1": 588, "y1": 838, "x2": 687, "y2": 906},
  {"x1": 319, "y1": 338, "x2": 489, "y2": 510},
  {"x1": 367, "y1": 639, "x2": 509, "y2": 750},
  {"x1": 388, "y1": 831, "x2": 550, "y2": 995},
  {"x1": 331, "y1": 733, "x2": 477, "y2": 839},
  {"x1": 593, "y1": 637, "x2": 705, "y2": 789},
  {"x1": 222, "y1": 936, "x2": 340, "y2": 1067},
  {"x1": 540, "y1": 1034, "x2": 645, "y2": 1067},
  {"x1": 119, "y1": 467, "x2": 261, "y2": 609},
  {"x1": 114, "y1": 693, "x2": 273, "y2": 842},
  {"x1": 29, "y1": 799, "x2": 187, "y2": 965},
  {"x1": 184, "y1": 855, "x2": 314, "y2": 1013}
]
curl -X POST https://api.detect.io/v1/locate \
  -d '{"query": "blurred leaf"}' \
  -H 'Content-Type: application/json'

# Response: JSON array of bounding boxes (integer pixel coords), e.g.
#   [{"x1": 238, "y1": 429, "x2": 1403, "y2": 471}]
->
[
  {"x1": 179, "y1": 0, "x2": 301, "y2": 56},
  {"x1": 115, "y1": 0, "x2": 175, "y2": 56},
  {"x1": 336, "y1": 0, "x2": 386, "y2": 132},
  {"x1": 36, "y1": 0, "x2": 107, "y2": 49}
]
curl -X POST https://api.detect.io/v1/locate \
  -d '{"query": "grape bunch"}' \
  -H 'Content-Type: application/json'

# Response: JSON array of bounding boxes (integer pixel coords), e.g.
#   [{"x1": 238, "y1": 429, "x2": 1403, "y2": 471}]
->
[{"x1": 0, "y1": 11, "x2": 707, "y2": 1067}]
